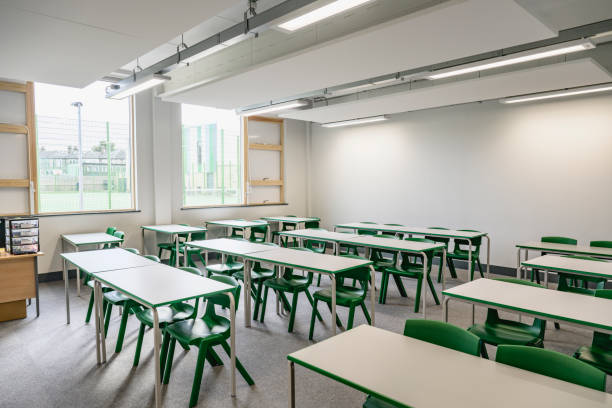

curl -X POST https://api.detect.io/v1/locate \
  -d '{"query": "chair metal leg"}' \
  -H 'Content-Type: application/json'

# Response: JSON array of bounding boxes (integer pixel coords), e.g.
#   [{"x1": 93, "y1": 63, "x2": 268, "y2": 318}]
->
[
  {"x1": 414, "y1": 278, "x2": 423, "y2": 313},
  {"x1": 133, "y1": 323, "x2": 146, "y2": 366},
  {"x1": 287, "y1": 292, "x2": 300, "y2": 333},
  {"x1": 346, "y1": 305, "x2": 356, "y2": 330},
  {"x1": 115, "y1": 302, "x2": 132, "y2": 353},
  {"x1": 308, "y1": 298, "x2": 319, "y2": 340},
  {"x1": 360, "y1": 302, "x2": 371, "y2": 325}
]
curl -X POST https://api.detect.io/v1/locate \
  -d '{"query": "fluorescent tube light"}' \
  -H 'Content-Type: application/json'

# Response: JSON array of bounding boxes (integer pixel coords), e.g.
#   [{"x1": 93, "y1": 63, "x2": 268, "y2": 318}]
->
[
  {"x1": 426, "y1": 39, "x2": 595, "y2": 80},
  {"x1": 107, "y1": 73, "x2": 170, "y2": 99},
  {"x1": 321, "y1": 115, "x2": 389, "y2": 128},
  {"x1": 181, "y1": 33, "x2": 253, "y2": 64},
  {"x1": 241, "y1": 99, "x2": 310, "y2": 116},
  {"x1": 500, "y1": 83, "x2": 612, "y2": 104},
  {"x1": 278, "y1": 0, "x2": 374, "y2": 31}
]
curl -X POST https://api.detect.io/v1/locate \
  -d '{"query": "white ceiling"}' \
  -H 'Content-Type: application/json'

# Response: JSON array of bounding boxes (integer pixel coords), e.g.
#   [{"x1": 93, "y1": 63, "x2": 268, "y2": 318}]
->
[
  {"x1": 516, "y1": 0, "x2": 612, "y2": 31},
  {"x1": 280, "y1": 59, "x2": 612, "y2": 122},
  {"x1": 160, "y1": 0, "x2": 557, "y2": 109},
  {"x1": 0, "y1": 0, "x2": 239, "y2": 87}
]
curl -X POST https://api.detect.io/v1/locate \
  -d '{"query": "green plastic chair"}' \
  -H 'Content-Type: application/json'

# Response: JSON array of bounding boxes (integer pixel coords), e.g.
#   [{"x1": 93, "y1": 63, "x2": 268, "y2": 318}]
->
[
  {"x1": 259, "y1": 247, "x2": 323, "y2": 332},
  {"x1": 363, "y1": 319, "x2": 481, "y2": 408},
  {"x1": 205, "y1": 238, "x2": 244, "y2": 276},
  {"x1": 233, "y1": 242, "x2": 278, "y2": 320},
  {"x1": 590, "y1": 240, "x2": 612, "y2": 249},
  {"x1": 304, "y1": 217, "x2": 320, "y2": 229},
  {"x1": 161, "y1": 275, "x2": 254, "y2": 408},
  {"x1": 574, "y1": 289, "x2": 612, "y2": 374},
  {"x1": 468, "y1": 278, "x2": 546, "y2": 358},
  {"x1": 496, "y1": 345, "x2": 606, "y2": 391},
  {"x1": 102, "y1": 227, "x2": 117, "y2": 248},
  {"x1": 309, "y1": 255, "x2": 372, "y2": 340},
  {"x1": 424, "y1": 227, "x2": 455, "y2": 283},
  {"x1": 132, "y1": 267, "x2": 204, "y2": 367},
  {"x1": 531, "y1": 236, "x2": 577, "y2": 283},
  {"x1": 109, "y1": 230, "x2": 125, "y2": 248},
  {"x1": 357, "y1": 221, "x2": 378, "y2": 236},
  {"x1": 177, "y1": 229, "x2": 207, "y2": 267},
  {"x1": 379, "y1": 238, "x2": 440, "y2": 312},
  {"x1": 446, "y1": 229, "x2": 483, "y2": 281},
  {"x1": 125, "y1": 248, "x2": 140, "y2": 254},
  {"x1": 143, "y1": 254, "x2": 161, "y2": 263},
  {"x1": 249, "y1": 220, "x2": 269, "y2": 243},
  {"x1": 158, "y1": 224, "x2": 191, "y2": 264}
]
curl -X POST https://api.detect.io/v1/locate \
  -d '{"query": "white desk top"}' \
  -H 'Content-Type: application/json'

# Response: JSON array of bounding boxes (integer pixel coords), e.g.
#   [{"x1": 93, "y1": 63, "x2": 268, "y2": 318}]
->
[
  {"x1": 344, "y1": 235, "x2": 445, "y2": 253},
  {"x1": 288, "y1": 325, "x2": 612, "y2": 408},
  {"x1": 261, "y1": 216, "x2": 318, "y2": 223},
  {"x1": 335, "y1": 223, "x2": 486, "y2": 238},
  {"x1": 141, "y1": 224, "x2": 207, "y2": 234},
  {"x1": 185, "y1": 238, "x2": 276, "y2": 256},
  {"x1": 523, "y1": 255, "x2": 612, "y2": 279},
  {"x1": 62, "y1": 233, "x2": 123, "y2": 246},
  {"x1": 278, "y1": 229, "x2": 359, "y2": 241},
  {"x1": 443, "y1": 279, "x2": 612, "y2": 332},
  {"x1": 245, "y1": 247, "x2": 372, "y2": 274},
  {"x1": 60, "y1": 248, "x2": 155, "y2": 273},
  {"x1": 93, "y1": 263, "x2": 233, "y2": 308},
  {"x1": 517, "y1": 241, "x2": 612, "y2": 258},
  {"x1": 206, "y1": 220, "x2": 267, "y2": 228}
]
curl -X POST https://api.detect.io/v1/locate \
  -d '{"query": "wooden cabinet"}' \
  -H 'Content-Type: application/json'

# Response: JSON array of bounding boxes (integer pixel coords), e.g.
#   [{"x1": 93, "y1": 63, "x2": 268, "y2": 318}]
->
[{"x1": 0, "y1": 252, "x2": 42, "y2": 321}]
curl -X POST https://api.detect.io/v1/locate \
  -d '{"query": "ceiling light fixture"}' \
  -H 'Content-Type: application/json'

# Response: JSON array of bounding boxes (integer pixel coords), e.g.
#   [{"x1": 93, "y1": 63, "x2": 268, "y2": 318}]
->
[
  {"x1": 241, "y1": 99, "x2": 310, "y2": 116},
  {"x1": 499, "y1": 83, "x2": 612, "y2": 104},
  {"x1": 321, "y1": 115, "x2": 389, "y2": 128},
  {"x1": 426, "y1": 39, "x2": 595, "y2": 80},
  {"x1": 107, "y1": 73, "x2": 170, "y2": 99},
  {"x1": 278, "y1": 0, "x2": 374, "y2": 31}
]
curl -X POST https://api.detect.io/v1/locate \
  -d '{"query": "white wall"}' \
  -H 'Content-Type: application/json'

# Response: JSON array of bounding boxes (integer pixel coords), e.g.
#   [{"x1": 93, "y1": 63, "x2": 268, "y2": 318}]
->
[{"x1": 309, "y1": 93, "x2": 612, "y2": 268}]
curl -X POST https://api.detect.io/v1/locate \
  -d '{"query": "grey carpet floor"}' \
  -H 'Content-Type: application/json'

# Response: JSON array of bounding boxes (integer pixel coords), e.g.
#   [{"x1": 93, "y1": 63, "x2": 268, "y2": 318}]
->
[{"x1": 0, "y1": 266, "x2": 604, "y2": 408}]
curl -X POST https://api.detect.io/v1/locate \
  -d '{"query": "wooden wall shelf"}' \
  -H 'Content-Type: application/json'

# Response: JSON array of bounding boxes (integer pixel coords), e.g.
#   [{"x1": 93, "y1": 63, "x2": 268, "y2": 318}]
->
[
  {"x1": 0, "y1": 179, "x2": 30, "y2": 188},
  {"x1": 249, "y1": 143, "x2": 282, "y2": 151},
  {"x1": 0, "y1": 123, "x2": 28, "y2": 134},
  {"x1": 250, "y1": 179, "x2": 283, "y2": 186}
]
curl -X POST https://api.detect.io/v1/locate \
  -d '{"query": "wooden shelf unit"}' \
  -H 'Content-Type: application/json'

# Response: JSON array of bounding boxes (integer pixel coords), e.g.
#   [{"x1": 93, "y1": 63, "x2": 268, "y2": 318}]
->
[{"x1": 243, "y1": 116, "x2": 285, "y2": 205}]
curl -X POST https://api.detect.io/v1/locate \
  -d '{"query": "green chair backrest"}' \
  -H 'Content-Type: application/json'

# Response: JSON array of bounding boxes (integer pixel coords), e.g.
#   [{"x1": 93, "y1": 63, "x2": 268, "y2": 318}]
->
[
  {"x1": 230, "y1": 219, "x2": 247, "y2": 237},
  {"x1": 453, "y1": 229, "x2": 482, "y2": 251},
  {"x1": 590, "y1": 241, "x2": 612, "y2": 249},
  {"x1": 357, "y1": 221, "x2": 378, "y2": 236},
  {"x1": 558, "y1": 256, "x2": 606, "y2": 294},
  {"x1": 106, "y1": 227, "x2": 117, "y2": 235},
  {"x1": 283, "y1": 247, "x2": 314, "y2": 282},
  {"x1": 590, "y1": 290, "x2": 612, "y2": 350},
  {"x1": 204, "y1": 275, "x2": 241, "y2": 314},
  {"x1": 143, "y1": 254, "x2": 161, "y2": 262},
  {"x1": 401, "y1": 238, "x2": 436, "y2": 269},
  {"x1": 496, "y1": 345, "x2": 606, "y2": 391},
  {"x1": 249, "y1": 221, "x2": 269, "y2": 241},
  {"x1": 425, "y1": 227, "x2": 450, "y2": 245},
  {"x1": 253, "y1": 242, "x2": 279, "y2": 271},
  {"x1": 541, "y1": 236, "x2": 577, "y2": 245},
  {"x1": 190, "y1": 229, "x2": 207, "y2": 241},
  {"x1": 179, "y1": 266, "x2": 203, "y2": 276},
  {"x1": 114, "y1": 230, "x2": 125, "y2": 240},
  {"x1": 336, "y1": 255, "x2": 371, "y2": 290},
  {"x1": 125, "y1": 248, "x2": 140, "y2": 255},
  {"x1": 370, "y1": 234, "x2": 399, "y2": 263},
  {"x1": 403, "y1": 319, "x2": 481, "y2": 356}
]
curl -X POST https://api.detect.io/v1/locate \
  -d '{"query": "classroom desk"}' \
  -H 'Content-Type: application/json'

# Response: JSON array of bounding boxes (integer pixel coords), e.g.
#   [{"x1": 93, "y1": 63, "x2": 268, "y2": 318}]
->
[
  {"x1": 206, "y1": 220, "x2": 269, "y2": 241},
  {"x1": 60, "y1": 248, "x2": 155, "y2": 324},
  {"x1": 335, "y1": 223, "x2": 490, "y2": 279},
  {"x1": 90, "y1": 263, "x2": 236, "y2": 408},
  {"x1": 243, "y1": 247, "x2": 375, "y2": 335},
  {"x1": 516, "y1": 241, "x2": 612, "y2": 278},
  {"x1": 183, "y1": 238, "x2": 276, "y2": 326},
  {"x1": 61, "y1": 232, "x2": 124, "y2": 295},
  {"x1": 277, "y1": 229, "x2": 359, "y2": 254},
  {"x1": 442, "y1": 278, "x2": 612, "y2": 334},
  {"x1": 141, "y1": 225, "x2": 207, "y2": 267},
  {"x1": 261, "y1": 216, "x2": 319, "y2": 244},
  {"x1": 521, "y1": 255, "x2": 612, "y2": 287},
  {"x1": 0, "y1": 252, "x2": 43, "y2": 320},
  {"x1": 287, "y1": 324, "x2": 612, "y2": 408}
]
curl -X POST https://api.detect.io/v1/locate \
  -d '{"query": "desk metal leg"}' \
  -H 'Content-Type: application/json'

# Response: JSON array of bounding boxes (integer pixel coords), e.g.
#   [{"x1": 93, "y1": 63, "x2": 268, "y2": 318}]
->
[
  {"x1": 485, "y1": 235, "x2": 491, "y2": 278},
  {"x1": 443, "y1": 297, "x2": 450, "y2": 322},
  {"x1": 98, "y1": 282, "x2": 107, "y2": 363},
  {"x1": 34, "y1": 257, "x2": 40, "y2": 317},
  {"x1": 369, "y1": 265, "x2": 376, "y2": 326},
  {"x1": 63, "y1": 259, "x2": 70, "y2": 324},
  {"x1": 94, "y1": 280, "x2": 101, "y2": 365},
  {"x1": 141, "y1": 228, "x2": 145, "y2": 254},
  {"x1": 152, "y1": 308, "x2": 161, "y2": 408},
  {"x1": 244, "y1": 260, "x2": 252, "y2": 328},
  {"x1": 288, "y1": 361, "x2": 295, "y2": 408},
  {"x1": 75, "y1": 244, "x2": 81, "y2": 297},
  {"x1": 441, "y1": 248, "x2": 447, "y2": 291},
  {"x1": 174, "y1": 233, "x2": 180, "y2": 267},
  {"x1": 516, "y1": 248, "x2": 522, "y2": 278},
  {"x1": 467, "y1": 241, "x2": 473, "y2": 281},
  {"x1": 331, "y1": 274, "x2": 337, "y2": 335},
  {"x1": 544, "y1": 270, "x2": 549, "y2": 288},
  {"x1": 471, "y1": 304, "x2": 475, "y2": 326},
  {"x1": 422, "y1": 252, "x2": 428, "y2": 319},
  {"x1": 227, "y1": 292, "x2": 237, "y2": 397}
]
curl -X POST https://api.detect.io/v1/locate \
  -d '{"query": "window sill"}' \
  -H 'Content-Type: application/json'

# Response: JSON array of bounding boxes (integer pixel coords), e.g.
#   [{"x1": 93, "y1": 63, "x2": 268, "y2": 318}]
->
[
  {"x1": 36, "y1": 209, "x2": 141, "y2": 217},
  {"x1": 181, "y1": 202, "x2": 288, "y2": 210}
]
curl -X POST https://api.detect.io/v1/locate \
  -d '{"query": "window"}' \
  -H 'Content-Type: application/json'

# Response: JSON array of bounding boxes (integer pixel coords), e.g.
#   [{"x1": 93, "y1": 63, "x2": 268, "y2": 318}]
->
[
  {"x1": 181, "y1": 104, "x2": 242, "y2": 206},
  {"x1": 34, "y1": 81, "x2": 134, "y2": 213}
]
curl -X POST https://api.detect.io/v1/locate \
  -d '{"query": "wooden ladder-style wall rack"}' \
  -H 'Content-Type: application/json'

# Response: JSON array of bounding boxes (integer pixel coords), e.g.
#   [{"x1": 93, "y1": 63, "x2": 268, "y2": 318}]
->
[{"x1": 0, "y1": 81, "x2": 38, "y2": 215}]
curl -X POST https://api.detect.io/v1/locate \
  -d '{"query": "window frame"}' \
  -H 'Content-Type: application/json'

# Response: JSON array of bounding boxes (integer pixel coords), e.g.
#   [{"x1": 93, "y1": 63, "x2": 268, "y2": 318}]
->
[{"x1": 33, "y1": 89, "x2": 137, "y2": 215}]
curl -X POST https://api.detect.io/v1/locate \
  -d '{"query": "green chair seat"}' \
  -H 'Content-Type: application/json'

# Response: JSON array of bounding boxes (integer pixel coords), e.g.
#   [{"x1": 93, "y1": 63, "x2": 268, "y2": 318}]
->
[
  {"x1": 574, "y1": 345, "x2": 612, "y2": 375},
  {"x1": 468, "y1": 320, "x2": 544, "y2": 347},
  {"x1": 312, "y1": 286, "x2": 366, "y2": 306},
  {"x1": 233, "y1": 269, "x2": 274, "y2": 281},
  {"x1": 166, "y1": 316, "x2": 231, "y2": 346},
  {"x1": 104, "y1": 290, "x2": 129, "y2": 304},
  {"x1": 264, "y1": 277, "x2": 311, "y2": 291},
  {"x1": 134, "y1": 303, "x2": 196, "y2": 327}
]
